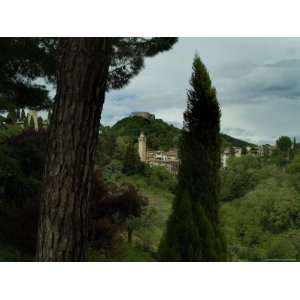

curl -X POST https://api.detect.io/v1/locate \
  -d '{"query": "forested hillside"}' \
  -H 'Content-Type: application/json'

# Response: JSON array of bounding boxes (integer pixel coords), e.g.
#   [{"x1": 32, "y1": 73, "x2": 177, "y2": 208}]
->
[
  {"x1": 111, "y1": 116, "x2": 253, "y2": 151},
  {"x1": 220, "y1": 154, "x2": 300, "y2": 261}
]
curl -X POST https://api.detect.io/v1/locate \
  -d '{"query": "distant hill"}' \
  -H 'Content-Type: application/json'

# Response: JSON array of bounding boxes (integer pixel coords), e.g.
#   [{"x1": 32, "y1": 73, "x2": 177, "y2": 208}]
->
[
  {"x1": 221, "y1": 133, "x2": 254, "y2": 148},
  {"x1": 111, "y1": 116, "x2": 253, "y2": 151},
  {"x1": 112, "y1": 116, "x2": 181, "y2": 151}
]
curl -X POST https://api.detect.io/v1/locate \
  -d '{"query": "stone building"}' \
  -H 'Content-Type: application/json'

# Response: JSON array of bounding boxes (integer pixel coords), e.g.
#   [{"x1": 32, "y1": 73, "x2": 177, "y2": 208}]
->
[
  {"x1": 130, "y1": 112, "x2": 155, "y2": 120},
  {"x1": 138, "y1": 131, "x2": 179, "y2": 175},
  {"x1": 221, "y1": 146, "x2": 242, "y2": 168},
  {"x1": 246, "y1": 145, "x2": 274, "y2": 157}
]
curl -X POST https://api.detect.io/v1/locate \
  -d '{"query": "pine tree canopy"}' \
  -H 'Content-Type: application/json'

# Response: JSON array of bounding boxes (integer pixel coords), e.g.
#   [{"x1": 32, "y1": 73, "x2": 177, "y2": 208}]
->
[
  {"x1": 159, "y1": 55, "x2": 226, "y2": 261},
  {"x1": 0, "y1": 38, "x2": 56, "y2": 112},
  {"x1": 0, "y1": 38, "x2": 178, "y2": 112}
]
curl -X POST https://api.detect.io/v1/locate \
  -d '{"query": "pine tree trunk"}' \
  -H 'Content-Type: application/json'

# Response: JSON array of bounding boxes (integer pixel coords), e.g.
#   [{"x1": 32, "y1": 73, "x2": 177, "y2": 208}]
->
[{"x1": 36, "y1": 38, "x2": 112, "y2": 261}]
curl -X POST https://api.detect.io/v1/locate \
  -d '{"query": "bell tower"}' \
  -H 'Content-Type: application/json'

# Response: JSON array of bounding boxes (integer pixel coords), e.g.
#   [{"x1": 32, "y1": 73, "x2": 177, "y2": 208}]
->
[{"x1": 138, "y1": 131, "x2": 147, "y2": 162}]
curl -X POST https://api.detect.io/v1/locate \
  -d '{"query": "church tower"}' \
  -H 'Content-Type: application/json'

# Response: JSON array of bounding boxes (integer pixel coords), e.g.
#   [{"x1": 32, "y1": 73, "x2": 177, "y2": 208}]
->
[{"x1": 138, "y1": 131, "x2": 147, "y2": 162}]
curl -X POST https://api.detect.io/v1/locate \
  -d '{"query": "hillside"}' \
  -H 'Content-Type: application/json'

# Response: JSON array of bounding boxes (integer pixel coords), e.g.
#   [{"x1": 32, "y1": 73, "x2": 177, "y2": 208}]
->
[
  {"x1": 221, "y1": 133, "x2": 254, "y2": 148},
  {"x1": 112, "y1": 116, "x2": 181, "y2": 151},
  {"x1": 111, "y1": 116, "x2": 253, "y2": 150}
]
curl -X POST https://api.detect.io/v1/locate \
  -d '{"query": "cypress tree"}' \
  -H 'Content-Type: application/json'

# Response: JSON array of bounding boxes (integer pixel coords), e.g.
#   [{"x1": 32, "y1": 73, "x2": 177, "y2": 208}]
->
[{"x1": 159, "y1": 55, "x2": 226, "y2": 261}]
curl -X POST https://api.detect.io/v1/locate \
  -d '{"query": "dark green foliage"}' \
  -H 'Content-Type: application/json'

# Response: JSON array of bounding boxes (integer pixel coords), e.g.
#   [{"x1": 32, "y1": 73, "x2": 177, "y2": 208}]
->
[
  {"x1": 159, "y1": 56, "x2": 226, "y2": 261},
  {"x1": 276, "y1": 136, "x2": 292, "y2": 153},
  {"x1": 7, "y1": 129, "x2": 47, "y2": 179},
  {"x1": 0, "y1": 123, "x2": 22, "y2": 144},
  {"x1": 89, "y1": 171, "x2": 149, "y2": 256},
  {"x1": 0, "y1": 38, "x2": 55, "y2": 111},
  {"x1": 0, "y1": 129, "x2": 47, "y2": 205},
  {"x1": 96, "y1": 125, "x2": 117, "y2": 168},
  {"x1": 0, "y1": 129, "x2": 47, "y2": 257},
  {"x1": 122, "y1": 143, "x2": 144, "y2": 175}
]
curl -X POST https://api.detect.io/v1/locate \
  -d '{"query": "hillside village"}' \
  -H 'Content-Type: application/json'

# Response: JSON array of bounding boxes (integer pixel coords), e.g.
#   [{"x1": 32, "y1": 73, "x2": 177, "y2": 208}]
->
[
  {"x1": 131, "y1": 111, "x2": 284, "y2": 172},
  {"x1": 3, "y1": 109, "x2": 290, "y2": 172}
]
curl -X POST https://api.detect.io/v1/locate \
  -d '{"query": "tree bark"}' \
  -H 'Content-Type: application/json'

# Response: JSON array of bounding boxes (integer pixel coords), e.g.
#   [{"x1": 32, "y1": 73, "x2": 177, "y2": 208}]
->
[{"x1": 36, "y1": 38, "x2": 112, "y2": 261}]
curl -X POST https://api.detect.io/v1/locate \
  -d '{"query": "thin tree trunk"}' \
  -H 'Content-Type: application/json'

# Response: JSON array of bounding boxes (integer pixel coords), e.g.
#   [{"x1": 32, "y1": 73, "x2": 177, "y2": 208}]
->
[
  {"x1": 36, "y1": 38, "x2": 112, "y2": 261},
  {"x1": 127, "y1": 228, "x2": 133, "y2": 244}
]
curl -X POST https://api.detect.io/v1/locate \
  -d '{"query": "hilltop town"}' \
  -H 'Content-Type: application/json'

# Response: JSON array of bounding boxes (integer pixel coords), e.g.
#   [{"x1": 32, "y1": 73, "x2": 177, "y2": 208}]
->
[
  {"x1": 132, "y1": 112, "x2": 285, "y2": 173},
  {"x1": 138, "y1": 131, "x2": 179, "y2": 174}
]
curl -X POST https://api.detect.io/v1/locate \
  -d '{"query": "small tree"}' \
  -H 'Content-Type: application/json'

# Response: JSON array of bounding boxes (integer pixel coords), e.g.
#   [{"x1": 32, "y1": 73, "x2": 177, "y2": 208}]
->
[
  {"x1": 159, "y1": 55, "x2": 226, "y2": 261},
  {"x1": 122, "y1": 143, "x2": 144, "y2": 175},
  {"x1": 276, "y1": 136, "x2": 292, "y2": 159}
]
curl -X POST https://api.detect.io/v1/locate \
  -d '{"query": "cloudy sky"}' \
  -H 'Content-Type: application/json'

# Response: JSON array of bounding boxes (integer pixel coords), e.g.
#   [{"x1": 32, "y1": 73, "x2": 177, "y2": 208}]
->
[{"x1": 102, "y1": 38, "x2": 300, "y2": 145}]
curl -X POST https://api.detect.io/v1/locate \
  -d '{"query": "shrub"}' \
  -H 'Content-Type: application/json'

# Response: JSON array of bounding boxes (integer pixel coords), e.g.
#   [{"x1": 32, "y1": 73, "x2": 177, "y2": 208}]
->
[
  {"x1": 265, "y1": 236, "x2": 297, "y2": 260},
  {"x1": 89, "y1": 171, "x2": 148, "y2": 255}
]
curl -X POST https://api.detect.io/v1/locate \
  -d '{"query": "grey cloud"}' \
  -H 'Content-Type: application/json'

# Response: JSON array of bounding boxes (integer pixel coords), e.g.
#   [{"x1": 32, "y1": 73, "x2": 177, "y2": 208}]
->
[
  {"x1": 223, "y1": 127, "x2": 254, "y2": 137},
  {"x1": 264, "y1": 59, "x2": 300, "y2": 68},
  {"x1": 216, "y1": 57, "x2": 300, "y2": 106},
  {"x1": 213, "y1": 61, "x2": 258, "y2": 79},
  {"x1": 102, "y1": 38, "x2": 300, "y2": 144}
]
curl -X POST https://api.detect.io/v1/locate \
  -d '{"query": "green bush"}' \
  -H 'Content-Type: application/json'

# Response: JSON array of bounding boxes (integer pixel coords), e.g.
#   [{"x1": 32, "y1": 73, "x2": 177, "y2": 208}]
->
[
  {"x1": 143, "y1": 165, "x2": 176, "y2": 192},
  {"x1": 221, "y1": 156, "x2": 263, "y2": 202},
  {"x1": 265, "y1": 236, "x2": 297, "y2": 260}
]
